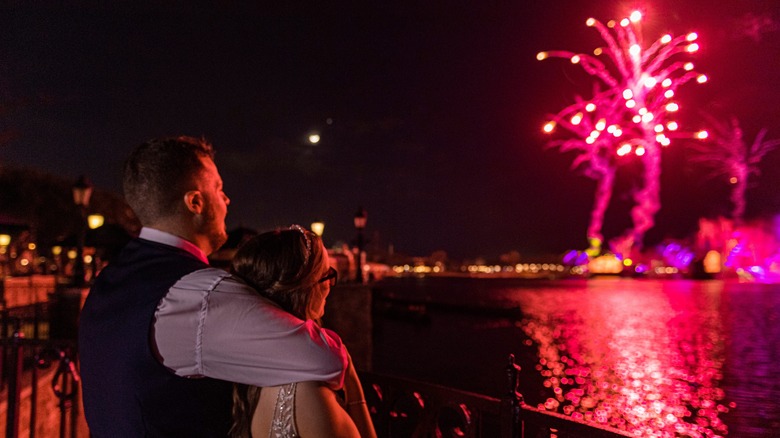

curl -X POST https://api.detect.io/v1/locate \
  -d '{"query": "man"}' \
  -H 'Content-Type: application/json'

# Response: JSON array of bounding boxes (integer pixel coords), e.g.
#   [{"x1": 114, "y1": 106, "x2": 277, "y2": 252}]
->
[{"x1": 79, "y1": 136, "x2": 347, "y2": 437}]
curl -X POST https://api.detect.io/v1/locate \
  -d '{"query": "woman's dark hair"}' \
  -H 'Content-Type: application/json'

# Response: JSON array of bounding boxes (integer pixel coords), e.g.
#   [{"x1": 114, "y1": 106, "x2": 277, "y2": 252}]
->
[
  {"x1": 228, "y1": 227, "x2": 329, "y2": 437},
  {"x1": 230, "y1": 227, "x2": 327, "y2": 320}
]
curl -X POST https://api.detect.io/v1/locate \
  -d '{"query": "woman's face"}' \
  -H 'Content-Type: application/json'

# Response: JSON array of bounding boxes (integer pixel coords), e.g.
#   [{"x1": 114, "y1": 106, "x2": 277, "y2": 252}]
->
[{"x1": 310, "y1": 242, "x2": 332, "y2": 320}]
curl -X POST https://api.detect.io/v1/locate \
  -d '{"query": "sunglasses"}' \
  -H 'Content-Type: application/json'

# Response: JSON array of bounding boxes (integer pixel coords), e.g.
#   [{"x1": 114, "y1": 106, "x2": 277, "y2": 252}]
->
[{"x1": 318, "y1": 267, "x2": 338, "y2": 287}]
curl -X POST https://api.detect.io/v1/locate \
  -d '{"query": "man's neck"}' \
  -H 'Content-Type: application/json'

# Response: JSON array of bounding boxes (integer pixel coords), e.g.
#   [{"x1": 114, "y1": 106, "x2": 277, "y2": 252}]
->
[
  {"x1": 144, "y1": 220, "x2": 210, "y2": 255},
  {"x1": 139, "y1": 227, "x2": 210, "y2": 264}
]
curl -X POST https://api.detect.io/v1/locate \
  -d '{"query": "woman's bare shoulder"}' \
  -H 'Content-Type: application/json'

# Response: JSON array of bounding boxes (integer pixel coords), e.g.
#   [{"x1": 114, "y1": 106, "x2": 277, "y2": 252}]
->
[{"x1": 294, "y1": 381, "x2": 360, "y2": 438}]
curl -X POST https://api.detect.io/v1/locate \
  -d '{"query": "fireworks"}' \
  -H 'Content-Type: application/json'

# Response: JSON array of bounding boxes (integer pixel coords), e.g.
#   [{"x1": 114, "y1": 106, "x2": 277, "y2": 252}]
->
[
  {"x1": 690, "y1": 116, "x2": 780, "y2": 224},
  {"x1": 539, "y1": 11, "x2": 707, "y2": 255}
]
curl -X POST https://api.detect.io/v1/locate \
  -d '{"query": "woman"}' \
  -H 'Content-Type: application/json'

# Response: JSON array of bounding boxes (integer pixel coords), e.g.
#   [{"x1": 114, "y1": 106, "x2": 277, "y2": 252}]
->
[{"x1": 229, "y1": 226, "x2": 376, "y2": 438}]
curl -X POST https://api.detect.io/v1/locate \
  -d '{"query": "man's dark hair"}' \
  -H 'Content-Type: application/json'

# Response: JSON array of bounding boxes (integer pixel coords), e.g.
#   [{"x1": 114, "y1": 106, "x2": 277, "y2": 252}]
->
[{"x1": 123, "y1": 136, "x2": 215, "y2": 225}]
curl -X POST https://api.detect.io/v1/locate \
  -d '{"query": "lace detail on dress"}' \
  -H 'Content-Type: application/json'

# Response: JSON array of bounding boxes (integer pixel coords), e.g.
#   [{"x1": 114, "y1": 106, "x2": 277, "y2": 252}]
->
[{"x1": 269, "y1": 382, "x2": 299, "y2": 438}]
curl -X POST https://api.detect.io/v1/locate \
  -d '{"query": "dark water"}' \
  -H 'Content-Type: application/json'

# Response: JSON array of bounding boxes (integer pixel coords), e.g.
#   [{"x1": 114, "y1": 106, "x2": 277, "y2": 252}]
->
[{"x1": 370, "y1": 277, "x2": 780, "y2": 438}]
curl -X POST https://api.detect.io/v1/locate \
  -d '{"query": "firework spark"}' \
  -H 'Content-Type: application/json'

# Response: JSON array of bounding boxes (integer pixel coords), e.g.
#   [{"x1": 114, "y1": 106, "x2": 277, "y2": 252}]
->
[{"x1": 540, "y1": 11, "x2": 707, "y2": 256}]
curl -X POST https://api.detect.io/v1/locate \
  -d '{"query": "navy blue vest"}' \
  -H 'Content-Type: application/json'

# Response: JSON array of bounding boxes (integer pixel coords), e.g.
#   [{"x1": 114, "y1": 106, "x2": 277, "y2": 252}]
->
[{"x1": 79, "y1": 238, "x2": 233, "y2": 437}]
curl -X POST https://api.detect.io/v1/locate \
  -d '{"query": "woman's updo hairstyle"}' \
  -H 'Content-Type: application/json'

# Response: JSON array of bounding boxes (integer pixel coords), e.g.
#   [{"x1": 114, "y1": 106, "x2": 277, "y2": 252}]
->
[{"x1": 230, "y1": 226, "x2": 327, "y2": 321}]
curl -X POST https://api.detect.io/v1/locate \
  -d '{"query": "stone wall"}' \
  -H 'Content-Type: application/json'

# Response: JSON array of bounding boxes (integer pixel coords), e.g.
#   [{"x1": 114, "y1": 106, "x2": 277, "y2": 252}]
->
[{"x1": 322, "y1": 283, "x2": 374, "y2": 371}]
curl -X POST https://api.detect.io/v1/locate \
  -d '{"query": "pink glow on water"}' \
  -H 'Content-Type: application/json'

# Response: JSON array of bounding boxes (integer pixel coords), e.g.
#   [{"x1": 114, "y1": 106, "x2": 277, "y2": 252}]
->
[{"x1": 520, "y1": 280, "x2": 731, "y2": 436}]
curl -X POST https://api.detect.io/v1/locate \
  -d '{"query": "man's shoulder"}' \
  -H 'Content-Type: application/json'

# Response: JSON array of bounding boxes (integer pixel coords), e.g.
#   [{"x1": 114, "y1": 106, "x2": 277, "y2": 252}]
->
[{"x1": 173, "y1": 268, "x2": 259, "y2": 297}]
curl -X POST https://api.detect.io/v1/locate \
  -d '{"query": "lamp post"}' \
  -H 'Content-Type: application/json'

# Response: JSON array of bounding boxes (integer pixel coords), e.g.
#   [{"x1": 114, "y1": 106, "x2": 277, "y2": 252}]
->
[
  {"x1": 0, "y1": 234, "x2": 10, "y2": 277},
  {"x1": 71, "y1": 175, "x2": 93, "y2": 287},
  {"x1": 353, "y1": 207, "x2": 367, "y2": 283},
  {"x1": 87, "y1": 214, "x2": 104, "y2": 280}
]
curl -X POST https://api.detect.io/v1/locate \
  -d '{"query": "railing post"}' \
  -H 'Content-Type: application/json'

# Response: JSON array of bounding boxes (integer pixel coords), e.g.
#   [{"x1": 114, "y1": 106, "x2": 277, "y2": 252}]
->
[
  {"x1": 52, "y1": 348, "x2": 80, "y2": 438},
  {"x1": 6, "y1": 319, "x2": 24, "y2": 438},
  {"x1": 500, "y1": 354, "x2": 524, "y2": 438}
]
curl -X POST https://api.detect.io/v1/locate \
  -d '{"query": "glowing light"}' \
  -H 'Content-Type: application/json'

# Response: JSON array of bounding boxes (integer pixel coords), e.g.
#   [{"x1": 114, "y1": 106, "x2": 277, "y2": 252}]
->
[
  {"x1": 626, "y1": 99, "x2": 637, "y2": 109},
  {"x1": 661, "y1": 78, "x2": 672, "y2": 87},
  {"x1": 654, "y1": 124, "x2": 664, "y2": 133},
  {"x1": 543, "y1": 121, "x2": 556, "y2": 133},
  {"x1": 620, "y1": 18, "x2": 630, "y2": 27},
  {"x1": 635, "y1": 146, "x2": 646, "y2": 156},
  {"x1": 571, "y1": 55, "x2": 581, "y2": 64},
  {"x1": 590, "y1": 130, "x2": 601, "y2": 139},
  {"x1": 607, "y1": 125, "x2": 616, "y2": 133},
  {"x1": 661, "y1": 34, "x2": 672, "y2": 44},
  {"x1": 595, "y1": 119, "x2": 606, "y2": 131},
  {"x1": 686, "y1": 43, "x2": 699, "y2": 53},
  {"x1": 593, "y1": 48, "x2": 603, "y2": 56},
  {"x1": 684, "y1": 62, "x2": 694, "y2": 71},
  {"x1": 571, "y1": 112, "x2": 584, "y2": 125},
  {"x1": 686, "y1": 32, "x2": 698, "y2": 41},
  {"x1": 696, "y1": 74, "x2": 708, "y2": 83},
  {"x1": 585, "y1": 136, "x2": 596, "y2": 144},
  {"x1": 667, "y1": 121, "x2": 679, "y2": 131},
  {"x1": 607, "y1": 20, "x2": 616, "y2": 28},
  {"x1": 622, "y1": 89, "x2": 633, "y2": 100},
  {"x1": 28, "y1": 243, "x2": 36, "y2": 250},
  {"x1": 617, "y1": 144, "x2": 632, "y2": 156},
  {"x1": 666, "y1": 103, "x2": 679, "y2": 112},
  {"x1": 696, "y1": 130, "x2": 709, "y2": 139},
  {"x1": 88, "y1": 214, "x2": 105, "y2": 229},
  {"x1": 638, "y1": 107, "x2": 648, "y2": 115},
  {"x1": 661, "y1": 137, "x2": 671, "y2": 146},
  {"x1": 613, "y1": 128, "x2": 623, "y2": 137},
  {"x1": 0, "y1": 234, "x2": 10, "y2": 246},
  {"x1": 585, "y1": 103, "x2": 596, "y2": 112},
  {"x1": 729, "y1": 176, "x2": 738, "y2": 184},
  {"x1": 629, "y1": 11, "x2": 642, "y2": 22},
  {"x1": 632, "y1": 115, "x2": 642, "y2": 123},
  {"x1": 67, "y1": 250, "x2": 77, "y2": 259},
  {"x1": 656, "y1": 134, "x2": 667, "y2": 143},
  {"x1": 308, "y1": 134, "x2": 321, "y2": 144},
  {"x1": 586, "y1": 18, "x2": 596, "y2": 27},
  {"x1": 52, "y1": 246, "x2": 62, "y2": 256},
  {"x1": 629, "y1": 44, "x2": 641, "y2": 57},
  {"x1": 664, "y1": 90, "x2": 674, "y2": 99},
  {"x1": 642, "y1": 112, "x2": 654, "y2": 123},
  {"x1": 537, "y1": 52, "x2": 548, "y2": 61},
  {"x1": 644, "y1": 77, "x2": 657, "y2": 88}
]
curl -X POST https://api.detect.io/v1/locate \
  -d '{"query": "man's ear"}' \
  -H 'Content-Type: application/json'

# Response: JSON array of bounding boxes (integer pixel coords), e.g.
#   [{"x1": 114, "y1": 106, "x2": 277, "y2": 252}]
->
[{"x1": 184, "y1": 190, "x2": 204, "y2": 214}]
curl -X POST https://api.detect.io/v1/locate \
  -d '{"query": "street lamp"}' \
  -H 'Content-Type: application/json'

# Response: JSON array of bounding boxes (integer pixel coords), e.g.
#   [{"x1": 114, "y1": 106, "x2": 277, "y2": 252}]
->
[
  {"x1": 0, "y1": 234, "x2": 10, "y2": 277},
  {"x1": 72, "y1": 175, "x2": 93, "y2": 287},
  {"x1": 87, "y1": 214, "x2": 104, "y2": 230},
  {"x1": 353, "y1": 207, "x2": 367, "y2": 283},
  {"x1": 311, "y1": 221, "x2": 325, "y2": 237}
]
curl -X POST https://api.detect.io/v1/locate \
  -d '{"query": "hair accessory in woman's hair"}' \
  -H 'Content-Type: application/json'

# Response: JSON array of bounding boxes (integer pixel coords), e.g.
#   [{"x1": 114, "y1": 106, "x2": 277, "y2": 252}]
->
[{"x1": 289, "y1": 224, "x2": 312, "y2": 265}]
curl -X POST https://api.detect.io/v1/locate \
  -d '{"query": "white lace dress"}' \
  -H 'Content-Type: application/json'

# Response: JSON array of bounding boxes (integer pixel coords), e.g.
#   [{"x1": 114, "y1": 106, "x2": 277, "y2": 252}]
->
[{"x1": 269, "y1": 382, "x2": 299, "y2": 438}]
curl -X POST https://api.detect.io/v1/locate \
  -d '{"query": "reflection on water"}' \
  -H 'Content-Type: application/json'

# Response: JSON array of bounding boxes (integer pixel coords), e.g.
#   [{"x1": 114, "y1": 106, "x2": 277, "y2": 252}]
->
[
  {"x1": 371, "y1": 278, "x2": 780, "y2": 437},
  {"x1": 519, "y1": 280, "x2": 729, "y2": 437}
]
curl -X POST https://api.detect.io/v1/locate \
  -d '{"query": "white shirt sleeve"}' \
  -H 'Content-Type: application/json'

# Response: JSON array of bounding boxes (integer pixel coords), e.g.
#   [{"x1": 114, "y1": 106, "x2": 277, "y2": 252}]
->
[{"x1": 153, "y1": 268, "x2": 347, "y2": 389}]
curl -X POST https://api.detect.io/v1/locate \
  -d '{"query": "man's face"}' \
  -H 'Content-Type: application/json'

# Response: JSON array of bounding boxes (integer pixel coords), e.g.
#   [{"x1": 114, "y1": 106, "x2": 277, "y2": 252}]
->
[{"x1": 196, "y1": 157, "x2": 230, "y2": 254}]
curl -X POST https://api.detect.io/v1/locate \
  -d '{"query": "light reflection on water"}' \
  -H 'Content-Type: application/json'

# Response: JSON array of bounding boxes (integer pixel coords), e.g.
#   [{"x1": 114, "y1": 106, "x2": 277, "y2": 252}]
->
[
  {"x1": 518, "y1": 280, "x2": 729, "y2": 437},
  {"x1": 371, "y1": 277, "x2": 780, "y2": 438}
]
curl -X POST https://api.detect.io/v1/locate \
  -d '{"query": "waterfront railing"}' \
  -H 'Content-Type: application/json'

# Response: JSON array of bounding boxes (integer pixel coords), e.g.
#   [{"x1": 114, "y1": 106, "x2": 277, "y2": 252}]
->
[{"x1": 359, "y1": 354, "x2": 632, "y2": 438}]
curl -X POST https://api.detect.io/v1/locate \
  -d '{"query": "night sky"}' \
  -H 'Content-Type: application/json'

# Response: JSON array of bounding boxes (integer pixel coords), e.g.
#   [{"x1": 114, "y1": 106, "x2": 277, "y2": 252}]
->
[{"x1": 1, "y1": 1, "x2": 779, "y2": 259}]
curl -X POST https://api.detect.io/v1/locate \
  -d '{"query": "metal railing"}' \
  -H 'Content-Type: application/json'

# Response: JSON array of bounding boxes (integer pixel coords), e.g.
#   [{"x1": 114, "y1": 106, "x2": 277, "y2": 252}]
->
[
  {"x1": 359, "y1": 355, "x2": 632, "y2": 438},
  {"x1": 1, "y1": 302, "x2": 81, "y2": 438}
]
